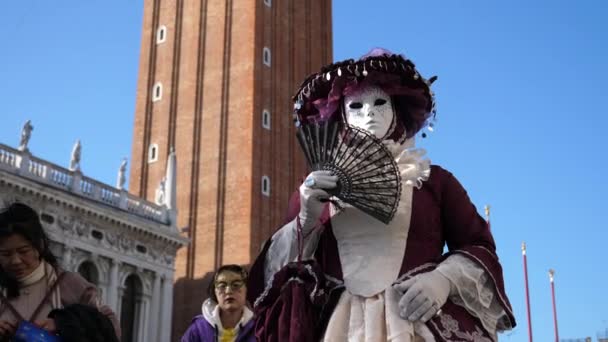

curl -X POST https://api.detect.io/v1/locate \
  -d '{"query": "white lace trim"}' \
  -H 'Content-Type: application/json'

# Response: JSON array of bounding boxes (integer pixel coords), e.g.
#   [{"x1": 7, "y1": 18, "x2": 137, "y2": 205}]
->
[
  {"x1": 437, "y1": 254, "x2": 511, "y2": 335},
  {"x1": 254, "y1": 263, "x2": 321, "y2": 309},
  {"x1": 324, "y1": 273, "x2": 344, "y2": 286},
  {"x1": 393, "y1": 263, "x2": 437, "y2": 284},
  {"x1": 397, "y1": 148, "x2": 431, "y2": 189},
  {"x1": 384, "y1": 138, "x2": 431, "y2": 190},
  {"x1": 429, "y1": 312, "x2": 495, "y2": 342}
]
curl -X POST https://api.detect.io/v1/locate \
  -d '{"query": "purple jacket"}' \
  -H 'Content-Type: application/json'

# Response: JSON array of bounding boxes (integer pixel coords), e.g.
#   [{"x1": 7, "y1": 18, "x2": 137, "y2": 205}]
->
[{"x1": 181, "y1": 315, "x2": 255, "y2": 342}]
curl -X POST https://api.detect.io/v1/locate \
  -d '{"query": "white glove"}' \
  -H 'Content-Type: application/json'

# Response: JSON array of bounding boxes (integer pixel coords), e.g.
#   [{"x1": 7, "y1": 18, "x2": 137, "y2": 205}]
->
[
  {"x1": 298, "y1": 170, "x2": 338, "y2": 233},
  {"x1": 393, "y1": 269, "x2": 452, "y2": 323}
]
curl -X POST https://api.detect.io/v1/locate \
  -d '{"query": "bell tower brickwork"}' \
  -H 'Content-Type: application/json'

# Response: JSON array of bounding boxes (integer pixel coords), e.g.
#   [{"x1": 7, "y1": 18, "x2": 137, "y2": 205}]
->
[{"x1": 128, "y1": 0, "x2": 332, "y2": 337}]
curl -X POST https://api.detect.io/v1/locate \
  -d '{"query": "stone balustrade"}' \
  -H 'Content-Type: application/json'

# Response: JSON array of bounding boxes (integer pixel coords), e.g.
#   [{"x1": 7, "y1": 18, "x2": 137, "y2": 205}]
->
[{"x1": 0, "y1": 143, "x2": 170, "y2": 225}]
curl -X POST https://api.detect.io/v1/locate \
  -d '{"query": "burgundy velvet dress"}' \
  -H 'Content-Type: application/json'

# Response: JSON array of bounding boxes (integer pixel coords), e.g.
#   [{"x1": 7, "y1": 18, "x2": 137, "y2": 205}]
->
[{"x1": 248, "y1": 165, "x2": 515, "y2": 341}]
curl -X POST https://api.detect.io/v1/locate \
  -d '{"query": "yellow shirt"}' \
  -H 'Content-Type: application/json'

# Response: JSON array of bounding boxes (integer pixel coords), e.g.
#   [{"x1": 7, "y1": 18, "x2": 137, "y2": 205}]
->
[{"x1": 219, "y1": 327, "x2": 237, "y2": 342}]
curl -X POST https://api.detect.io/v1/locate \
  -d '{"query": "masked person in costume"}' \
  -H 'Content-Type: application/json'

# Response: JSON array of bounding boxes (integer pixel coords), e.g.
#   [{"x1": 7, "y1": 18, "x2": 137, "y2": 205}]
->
[{"x1": 247, "y1": 48, "x2": 516, "y2": 342}]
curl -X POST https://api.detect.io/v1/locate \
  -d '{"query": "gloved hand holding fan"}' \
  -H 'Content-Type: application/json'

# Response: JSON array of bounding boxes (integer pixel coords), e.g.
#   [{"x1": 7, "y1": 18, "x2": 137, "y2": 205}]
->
[{"x1": 296, "y1": 119, "x2": 401, "y2": 225}]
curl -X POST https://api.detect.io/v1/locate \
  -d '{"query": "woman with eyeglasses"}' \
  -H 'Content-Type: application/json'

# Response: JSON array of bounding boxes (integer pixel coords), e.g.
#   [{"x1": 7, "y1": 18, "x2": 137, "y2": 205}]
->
[
  {"x1": 0, "y1": 202, "x2": 120, "y2": 341},
  {"x1": 181, "y1": 264, "x2": 255, "y2": 342}
]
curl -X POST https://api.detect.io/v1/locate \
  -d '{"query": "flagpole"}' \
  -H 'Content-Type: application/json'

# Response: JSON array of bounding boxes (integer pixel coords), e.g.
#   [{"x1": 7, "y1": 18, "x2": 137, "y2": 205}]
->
[
  {"x1": 549, "y1": 269, "x2": 559, "y2": 342},
  {"x1": 484, "y1": 205, "x2": 491, "y2": 231},
  {"x1": 522, "y1": 242, "x2": 533, "y2": 342}
]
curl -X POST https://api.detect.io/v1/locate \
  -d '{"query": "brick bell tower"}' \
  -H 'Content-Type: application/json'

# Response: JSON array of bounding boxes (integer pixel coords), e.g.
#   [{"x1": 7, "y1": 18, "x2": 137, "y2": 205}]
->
[{"x1": 128, "y1": 0, "x2": 332, "y2": 337}]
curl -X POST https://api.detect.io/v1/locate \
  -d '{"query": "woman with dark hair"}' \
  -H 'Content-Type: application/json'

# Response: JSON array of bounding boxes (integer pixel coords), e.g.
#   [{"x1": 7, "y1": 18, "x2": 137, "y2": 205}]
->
[
  {"x1": 0, "y1": 202, "x2": 120, "y2": 341},
  {"x1": 181, "y1": 264, "x2": 255, "y2": 342}
]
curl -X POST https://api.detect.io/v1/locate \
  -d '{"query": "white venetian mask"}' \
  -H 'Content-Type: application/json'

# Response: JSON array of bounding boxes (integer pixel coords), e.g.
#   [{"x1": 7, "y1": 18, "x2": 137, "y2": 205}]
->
[{"x1": 343, "y1": 85, "x2": 395, "y2": 140}]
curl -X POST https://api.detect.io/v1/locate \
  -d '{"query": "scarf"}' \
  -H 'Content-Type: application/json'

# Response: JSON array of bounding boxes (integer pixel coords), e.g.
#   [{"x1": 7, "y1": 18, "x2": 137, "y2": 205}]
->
[{"x1": 16, "y1": 261, "x2": 62, "y2": 310}]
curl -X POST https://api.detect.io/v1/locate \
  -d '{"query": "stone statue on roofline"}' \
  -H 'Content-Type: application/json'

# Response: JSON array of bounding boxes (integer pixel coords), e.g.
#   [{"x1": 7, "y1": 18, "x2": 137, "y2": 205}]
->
[
  {"x1": 69, "y1": 140, "x2": 81, "y2": 172},
  {"x1": 18, "y1": 120, "x2": 33, "y2": 152},
  {"x1": 116, "y1": 158, "x2": 128, "y2": 190},
  {"x1": 155, "y1": 177, "x2": 167, "y2": 206}
]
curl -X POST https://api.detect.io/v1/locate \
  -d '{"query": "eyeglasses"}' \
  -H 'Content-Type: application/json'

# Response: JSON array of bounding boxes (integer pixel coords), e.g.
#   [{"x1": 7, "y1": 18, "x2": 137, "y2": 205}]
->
[{"x1": 214, "y1": 280, "x2": 245, "y2": 293}]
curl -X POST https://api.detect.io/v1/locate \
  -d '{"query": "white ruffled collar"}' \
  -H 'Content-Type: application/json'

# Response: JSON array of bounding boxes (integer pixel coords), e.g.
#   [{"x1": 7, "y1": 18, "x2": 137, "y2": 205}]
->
[{"x1": 383, "y1": 138, "x2": 431, "y2": 189}]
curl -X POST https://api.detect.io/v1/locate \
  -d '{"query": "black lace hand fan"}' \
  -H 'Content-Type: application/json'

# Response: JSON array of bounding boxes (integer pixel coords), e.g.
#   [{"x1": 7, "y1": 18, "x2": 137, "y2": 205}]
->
[{"x1": 296, "y1": 120, "x2": 402, "y2": 224}]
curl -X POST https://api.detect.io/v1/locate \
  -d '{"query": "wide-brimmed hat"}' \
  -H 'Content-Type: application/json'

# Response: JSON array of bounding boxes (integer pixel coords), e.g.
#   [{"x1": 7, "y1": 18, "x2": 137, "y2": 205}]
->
[{"x1": 293, "y1": 48, "x2": 437, "y2": 142}]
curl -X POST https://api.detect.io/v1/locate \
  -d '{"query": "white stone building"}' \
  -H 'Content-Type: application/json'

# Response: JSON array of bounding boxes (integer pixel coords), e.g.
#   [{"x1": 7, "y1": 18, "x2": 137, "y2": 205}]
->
[{"x1": 0, "y1": 128, "x2": 187, "y2": 342}]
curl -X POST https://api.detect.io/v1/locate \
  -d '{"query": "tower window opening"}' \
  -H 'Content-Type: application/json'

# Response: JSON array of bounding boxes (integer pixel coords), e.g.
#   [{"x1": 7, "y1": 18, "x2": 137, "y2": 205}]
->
[
  {"x1": 152, "y1": 82, "x2": 163, "y2": 102},
  {"x1": 263, "y1": 47, "x2": 271, "y2": 67},
  {"x1": 262, "y1": 110, "x2": 271, "y2": 129},
  {"x1": 148, "y1": 144, "x2": 159, "y2": 163},
  {"x1": 156, "y1": 25, "x2": 167, "y2": 44},
  {"x1": 262, "y1": 176, "x2": 270, "y2": 196}
]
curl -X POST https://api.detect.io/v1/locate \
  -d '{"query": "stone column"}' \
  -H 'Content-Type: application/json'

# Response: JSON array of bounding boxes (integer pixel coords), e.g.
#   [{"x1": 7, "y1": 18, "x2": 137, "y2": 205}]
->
[
  {"x1": 150, "y1": 272, "x2": 161, "y2": 342},
  {"x1": 107, "y1": 260, "x2": 120, "y2": 311},
  {"x1": 116, "y1": 286, "x2": 126, "y2": 323},
  {"x1": 132, "y1": 294, "x2": 142, "y2": 342},
  {"x1": 61, "y1": 246, "x2": 73, "y2": 271},
  {"x1": 159, "y1": 272, "x2": 174, "y2": 342},
  {"x1": 137, "y1": 297, "x2": 150, "y2": 342}
]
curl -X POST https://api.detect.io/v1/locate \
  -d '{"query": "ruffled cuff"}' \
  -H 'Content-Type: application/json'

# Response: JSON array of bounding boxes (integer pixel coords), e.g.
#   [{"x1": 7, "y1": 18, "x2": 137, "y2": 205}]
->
[
  {"x1": 436, "y1": 254, "x2": 512, "y2": 335},
  {"x1": 263, "y1": 218, "x2": 323, "y2": 284}
]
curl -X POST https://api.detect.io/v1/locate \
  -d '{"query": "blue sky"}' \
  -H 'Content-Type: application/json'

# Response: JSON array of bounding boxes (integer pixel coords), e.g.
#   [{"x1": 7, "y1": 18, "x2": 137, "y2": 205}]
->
[{"x1": 1, "y1": 1, "x2": 607, "y2": 340}]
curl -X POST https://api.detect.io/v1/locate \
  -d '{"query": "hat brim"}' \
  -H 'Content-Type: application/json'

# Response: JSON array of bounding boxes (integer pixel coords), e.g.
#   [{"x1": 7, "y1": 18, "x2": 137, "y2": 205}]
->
[{"x1": 293, "y1": 52, "x2": 436, "y2": 139}]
